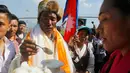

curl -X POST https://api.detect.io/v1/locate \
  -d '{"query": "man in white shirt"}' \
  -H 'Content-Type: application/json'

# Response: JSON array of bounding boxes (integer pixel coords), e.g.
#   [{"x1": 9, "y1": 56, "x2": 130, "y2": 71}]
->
[
  {"x1": 0, "y1": 5, "x2": 16, "y2": 73},
  {"x1": 68, "y1": 26, "x2": 95, "y2": 73},
  {"x1": 16, "y1": 20, "x2": 27, "y2": 40}
]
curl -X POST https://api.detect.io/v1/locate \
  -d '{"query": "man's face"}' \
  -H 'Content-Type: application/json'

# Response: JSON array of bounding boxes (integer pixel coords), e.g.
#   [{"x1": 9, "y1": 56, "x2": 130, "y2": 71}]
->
[
  {"x1": 77, "y1": 30, "x2": 87, "y2": 43},
  {"x1": 0, "y1": 13, "x2": 9, "y2": 39},
  {"x1": 19, "y1": 24, "x2": 26, "y2": 33},
  {"x1": 8, "y1": 19, "x2": 18, "y2": 36},
  {"x1": 97, "y1": 0, "x2": 130, "y2": 53},
  {"x1": 39, "y1": 11, "x2": 57, "y2": 35}
]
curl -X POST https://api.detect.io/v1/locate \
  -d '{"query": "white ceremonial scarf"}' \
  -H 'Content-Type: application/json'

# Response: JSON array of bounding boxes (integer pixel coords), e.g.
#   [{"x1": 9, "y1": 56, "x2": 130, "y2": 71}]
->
[
  {"x1": 30, "y1": 24, "x2": 57, "y2": 67},
  {"x1": 75, "y1": 44, "x2": 87, "y2": 59},
  {"x1": 30, "y1": 24, "x2": 75, "y2": 73}
]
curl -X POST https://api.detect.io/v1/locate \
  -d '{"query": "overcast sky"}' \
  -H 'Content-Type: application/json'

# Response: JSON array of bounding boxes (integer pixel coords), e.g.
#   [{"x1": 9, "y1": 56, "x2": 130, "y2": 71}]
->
[{"x1": 0, "y1": 0, "x2": 103, "y2": 28}]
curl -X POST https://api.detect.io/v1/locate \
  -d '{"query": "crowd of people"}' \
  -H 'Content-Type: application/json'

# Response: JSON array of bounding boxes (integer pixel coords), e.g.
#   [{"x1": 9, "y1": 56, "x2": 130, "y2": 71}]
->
[
  {"x1": 0, "y1": 0, "x2": 130, "y2": 73},
  {"x1": 0, "y1": 4, "x2": 27, "y2": 73}
]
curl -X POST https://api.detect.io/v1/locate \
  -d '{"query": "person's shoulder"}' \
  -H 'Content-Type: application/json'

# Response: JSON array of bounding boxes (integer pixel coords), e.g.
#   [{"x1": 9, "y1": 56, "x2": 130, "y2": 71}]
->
[
  {"x1": 4, "y1": 37, "x2": 16, "y2": 53},
  {"x1": 110, "y1": 50, "x2": 121, "y2": 58},
  {"x1": 16, "y1": 37, "x2": 22, "y2": 44}
]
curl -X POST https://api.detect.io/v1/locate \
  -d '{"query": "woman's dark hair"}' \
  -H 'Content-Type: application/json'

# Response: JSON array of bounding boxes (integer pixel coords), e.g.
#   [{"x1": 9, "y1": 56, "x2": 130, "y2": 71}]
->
[
  {"x1": 0, "y1": 5, "x2": 11, "y2": 21},
  {"x1": 112, "y1": 0, "x2": 130, "y2": 15}
]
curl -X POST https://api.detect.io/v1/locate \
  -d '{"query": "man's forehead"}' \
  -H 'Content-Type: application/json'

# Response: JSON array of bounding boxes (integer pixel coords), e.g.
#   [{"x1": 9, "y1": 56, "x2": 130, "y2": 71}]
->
[
  {"x1": 19, "y1": 24, "x2": 26, "y2": 27},
  {"x1": 41, "y1": 11, "x2": 57, "y2": 18},
  {"x1": 78, "y1": 30, "x2": 87, "y2": 34},
  {"x1": 0, "y1": 13, "x2": 8, "y2": 20}
]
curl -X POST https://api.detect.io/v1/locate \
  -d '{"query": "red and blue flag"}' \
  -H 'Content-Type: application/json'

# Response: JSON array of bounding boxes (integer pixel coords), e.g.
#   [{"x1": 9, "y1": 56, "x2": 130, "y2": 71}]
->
[{"x1": 63, "y1": 0, "x2": 79, "y2": 43}]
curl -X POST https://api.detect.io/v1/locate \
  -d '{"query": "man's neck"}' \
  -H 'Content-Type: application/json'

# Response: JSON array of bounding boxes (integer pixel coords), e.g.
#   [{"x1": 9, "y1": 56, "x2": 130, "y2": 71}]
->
[
  {"x1": 47, "y1": 34, "x2": 52, "y2": 38},
  {"x1": 17, "y1": 31, "x2": 23, "y2": 34},
  {"x1": 45, "y1": 32, "x2": 55, "y2": 41},
  {"x1": 77, "y1": 42, "x2": 84, "y2": 50},
  {"x1": 6, "y1": 33, "x2": 15, "y2": 40},
  {"x1": 0, "y1": 37, "x2": 4, "y2": 43},
  {"x1": 9, "y1": 35, "x2": 16, "y2": 41},
  {"x1": 0, "y1": 37, "x2": 5, "y2": 52}
]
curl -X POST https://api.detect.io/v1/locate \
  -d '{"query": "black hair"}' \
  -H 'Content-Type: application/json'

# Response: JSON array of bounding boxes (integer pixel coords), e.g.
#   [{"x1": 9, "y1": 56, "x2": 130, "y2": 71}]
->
[
  {"x1": 19, "y1": 20, "x2": 26, "y2": 26},
  {"x1": 0, "y1": 5, "x2": 11, "y2": 21},
  {"x1": 112, "y1": 0, "x2": 130, "y2": 15},
  {"x1": 37, "y1": 11, "x2": 42, "y2": 24},
  {"x1": 78, "y1": 27, "x2": 91, "y2": 36},
  {"x1": 10, "y1": 14, "x2": 19, "y2": 21},
  {"x1": 78, "y1": 29, "x2": 88, "y2": 36}
]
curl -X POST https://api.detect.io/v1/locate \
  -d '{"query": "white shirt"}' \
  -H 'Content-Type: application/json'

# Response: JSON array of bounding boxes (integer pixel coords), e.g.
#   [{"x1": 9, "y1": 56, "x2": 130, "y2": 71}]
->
[
  {"x1": 87, "y1": 45, "x2": 95, "y2": 73},
  {"x1": 0, "y1": 37, "x2": 16, "y2": 73},
  {"x1": 88, "y1": 42, "x2": 94, "y2": 52},
  {"x1": 18, "y1": 33, "x2": 24, "y2": 39}
]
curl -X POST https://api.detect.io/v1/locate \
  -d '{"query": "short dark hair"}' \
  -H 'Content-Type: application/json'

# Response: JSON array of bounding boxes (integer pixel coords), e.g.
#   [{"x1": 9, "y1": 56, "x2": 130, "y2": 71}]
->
[
  {"x1": 112, "y1": 0, "x2": 130, "y2": 15},
  {"x1": 19, "y1": 20, "x2": 26, "y2": 26},
  {"x1": 0, "y1": 5, "x2": 11, "y2": 21},
  {"x1": 10, "y1": 14, "x2": 19, "y2": 21}
]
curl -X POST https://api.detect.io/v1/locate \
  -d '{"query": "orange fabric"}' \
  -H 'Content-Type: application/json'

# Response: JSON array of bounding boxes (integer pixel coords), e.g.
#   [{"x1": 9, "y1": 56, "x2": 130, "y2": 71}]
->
[
  {"x1": 54, "y1": 28, "x2": 71, "y2": 73},
  {"x1": 25, "y1": 32, "x2": 33, "y2": 66},
  {"x1": 28, "y1": 56, "x2": 33, "y2": 66}
]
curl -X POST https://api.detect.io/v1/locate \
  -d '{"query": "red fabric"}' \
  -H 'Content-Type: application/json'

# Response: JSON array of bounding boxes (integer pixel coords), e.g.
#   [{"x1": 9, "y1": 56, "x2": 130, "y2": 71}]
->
[
  {"x1": 63, "y1": 0, "x2": 78, "y2": 43},
  {"x1": 101, "y1": 50, "x2": 130, "y2": 73}
]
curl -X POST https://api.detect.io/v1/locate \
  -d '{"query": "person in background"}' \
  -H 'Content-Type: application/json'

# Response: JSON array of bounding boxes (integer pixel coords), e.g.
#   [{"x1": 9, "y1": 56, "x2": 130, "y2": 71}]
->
[
  {"x1": 0, "y1": 5, "x2": 16, "y2": 73},
  {"x1": 91, "y1": 21, "x2": 96, "y2": 33},
  {"x1": 78, "y1": 19, "x2": 84, "y2": 29},
  {"x1": 97, "y1": 0, "x2": 130, "y2": 73},
  {"x1": 93, "y1": 33, "x2": 106, "y2": 73},
  {"x1": 6, "y1": 14, "x2": 21, "y2": 54},
  {"x1": 68, "y1": 26, "x2": 95, "y2": 73},
  {"x1": 9, "y1": 0, "x2": 75, "y2": 73},
  {"x1": 16, "y1": 20, "x2": 27, "y2": 40},
  {"x1": 87, "y1": 22, "x2": 96, "y2": 51}
]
